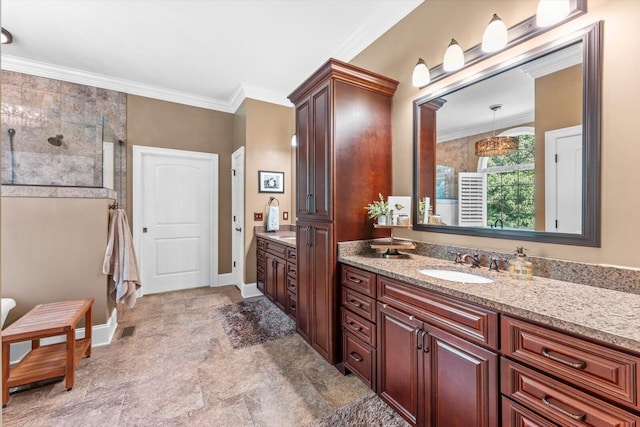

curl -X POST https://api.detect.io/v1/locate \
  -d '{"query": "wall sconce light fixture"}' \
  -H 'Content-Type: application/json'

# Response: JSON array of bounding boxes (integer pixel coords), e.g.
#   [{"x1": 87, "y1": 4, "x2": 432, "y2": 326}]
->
[
  {"x1": 412, "y1": 58, "x2": 431, "y2": 88},
  {"x1": 291, "y1": 134, "x2": 297, "y2": 147},
  {"x1": 443, "y1": 39, "x2": 465, "y2": 72},
  {"x1": 481, "y1": 14, "x2": 508, "y2": 53},
  {"x1": 536, "y1": 0, "x2": 571, "y2": 27},
  {"x1": 1, "y1": 28, "x2": 13, "y2": 44}
]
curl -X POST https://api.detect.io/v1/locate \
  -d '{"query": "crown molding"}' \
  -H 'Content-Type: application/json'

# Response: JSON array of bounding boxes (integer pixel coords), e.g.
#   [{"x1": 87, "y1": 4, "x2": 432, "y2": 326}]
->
[
  {"x1": 332, "y1": 0, "x2": 423, "y2": 61},
  {"x1": 1, "y1": 55, "x2": 294, "y2": 113},
  {"x1": 520, "y1": 42, "x2": 583, "y2": 79}
]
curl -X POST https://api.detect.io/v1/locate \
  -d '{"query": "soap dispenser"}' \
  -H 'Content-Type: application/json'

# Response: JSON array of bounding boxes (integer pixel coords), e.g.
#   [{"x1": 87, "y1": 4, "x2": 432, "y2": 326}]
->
[{"x1": 508, "y1": 247, "x2": 533, "y2": 280}]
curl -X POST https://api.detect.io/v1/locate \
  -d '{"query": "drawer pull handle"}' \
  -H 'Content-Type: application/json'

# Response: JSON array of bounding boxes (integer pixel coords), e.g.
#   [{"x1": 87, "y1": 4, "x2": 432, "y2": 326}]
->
[
  {"x1": 415, "y1": 328, "x2": 422, "y2": 350},
  {"x1": 348, "y1": 322, "x2": 362, "y2": 331},
  {"x1": 289, "y1": 305, "x2": 296, "y2": 311},
  {"x1": 541, "y1": 347, "x2": 586, "y2": 369},
  {"x1": 349, "y1": 352, "x2": 363, "y2": 362},
  {"x1": 348, "y1": 277, "x2": 363, "y2": 284},
  {"x1": 349, "y1": 299, "x2": 362, "y2": 308},
  {"x1": 288, "y1": 284, "x2": 296, "y2": 290},
  {"x1": 541, "y1": 394, "x2": 586, "y2": 421}
]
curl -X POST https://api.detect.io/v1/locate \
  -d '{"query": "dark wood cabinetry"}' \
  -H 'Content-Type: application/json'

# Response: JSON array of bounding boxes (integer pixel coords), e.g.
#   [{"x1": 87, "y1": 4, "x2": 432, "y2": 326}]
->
[
  {"x1": 501, "y1": 315, "x2": 640, "y2": 426},
  {"x1": 289, "y1": 59, "x2": 398, "y2": 364},
  {"x1": 377, "y1": 298, "x2": 498, "y2": 427},
  {"x1": 256, "y1": 237, "x2": 297, "y2": 320}
]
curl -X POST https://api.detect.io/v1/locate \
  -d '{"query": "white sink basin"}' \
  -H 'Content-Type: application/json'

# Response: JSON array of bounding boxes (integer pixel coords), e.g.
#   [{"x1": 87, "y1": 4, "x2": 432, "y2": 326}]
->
[{"x1": 419, "y1": 269, "x2": 494, "y2": 284}]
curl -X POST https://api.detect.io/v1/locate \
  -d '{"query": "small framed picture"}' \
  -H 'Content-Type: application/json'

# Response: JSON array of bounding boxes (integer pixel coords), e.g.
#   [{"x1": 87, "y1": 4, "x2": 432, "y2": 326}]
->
[{"x1": 258, "y1": 170, "x2": 285, "y2": 193}]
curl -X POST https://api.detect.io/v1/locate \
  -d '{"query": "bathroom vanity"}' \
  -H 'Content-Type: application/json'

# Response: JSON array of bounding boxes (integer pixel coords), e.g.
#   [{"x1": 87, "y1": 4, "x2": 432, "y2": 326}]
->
[
  {"x1": 337, "y1": 249, "x2": 640, "y2": 426},
  {"x1": 256, "y1": 233, "x2": 297, "y2": 321}
]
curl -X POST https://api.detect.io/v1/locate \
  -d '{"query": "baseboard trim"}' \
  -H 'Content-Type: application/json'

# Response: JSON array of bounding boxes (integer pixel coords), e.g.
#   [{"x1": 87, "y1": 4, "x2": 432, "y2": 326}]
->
[
  {"x1": 9, "y1": 308, "x2": 118, "y2": 364},
  {"x1": 216, "y1": 273, "x2": 235, "y2": 287},
  {"x1": 239, "y1": 282, "x2": 263, "y2": 299}
]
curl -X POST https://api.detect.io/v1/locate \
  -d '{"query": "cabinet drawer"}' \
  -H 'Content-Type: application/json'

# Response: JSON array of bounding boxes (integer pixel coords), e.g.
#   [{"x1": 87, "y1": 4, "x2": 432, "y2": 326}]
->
[
  {"x1": 341, "y1": 264, "x2": 376, "y2": 297},
  {"x1": 257, "y1": 238, "x2": 266, "y2": 251},
  {"x1": 502, "y1": 397, "x2": 559, "y2": 427},
  {"x1": 286, "y1": 276, "x2": 297, "y2": 294},
  {"x1": 287, "y1": 262, "x2": 297, "y2": 278},
  {"x1": 502, "y1": 359, "x2": 639, "y2": 427},
  {"x1": 341, "y1": 308, "x2": 376, "y2": 346},
  {"x1": 265, "y1": 240, "x2": 287, "y2": 257},
  {"x1": 287, "y1": 247, "x2": 297, "y2": 263},
  {"x1": 257, "y1": 250, "x2": 265, "y2": 263},
  {"x1": 287, "y1": 291, "x2": 297, "y2": 320},
  {"x1": 502, "y1": 316, "x2": 640, "y2": 410},
  {"x1": 341, "y1": 287, "x2": 376, "y2": 323},
  {"x1": 343, "y1": 331, "x2": 376, "y2": 391},
  {"x1": 257, "y1": 260, "x2": 265, "y2": 275},
  {"x1": 378, "y1": 275, "x2": 498, "y2": 349}
]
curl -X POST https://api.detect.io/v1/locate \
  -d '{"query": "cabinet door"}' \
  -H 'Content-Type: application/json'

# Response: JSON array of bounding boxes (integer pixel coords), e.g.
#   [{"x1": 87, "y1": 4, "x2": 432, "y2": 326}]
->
[
  {"x1": 422, "y1": 325, "x2": 498, "y2": 427},
  {"x1": 308, "y1": 82, "x2": 332, "y2": 221},
  {"x1": 265, "y1": 253, "x2": 285, "y2": 305},
  {"x1": 308, "y1": 222, "x2": 335, "y2": 363},
  {"x1": 295, "y1": 98, "x2": 311, "y2": 219},
  {"x1": 377, "y1": 303, "x2": 423, "y2": 426},
  {"x1": 296, "y1": 225, "x2": 311, "y2": 342}
]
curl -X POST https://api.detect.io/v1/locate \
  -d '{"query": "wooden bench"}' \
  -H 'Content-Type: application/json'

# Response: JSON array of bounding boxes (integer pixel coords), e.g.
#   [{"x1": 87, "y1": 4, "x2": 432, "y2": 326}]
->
[{"x1": 2, "y1": 298, "x2": 94, "y2": 406}]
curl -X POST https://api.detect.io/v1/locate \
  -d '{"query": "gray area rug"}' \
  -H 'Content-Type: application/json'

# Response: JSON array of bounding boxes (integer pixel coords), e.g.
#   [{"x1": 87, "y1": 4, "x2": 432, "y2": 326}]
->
[
  {"x1": 317, "y1": 393, "x2": 410, "y2": 427},
  {"x1": 217, "y1": 296, "x2": 296, "y2": 348}
]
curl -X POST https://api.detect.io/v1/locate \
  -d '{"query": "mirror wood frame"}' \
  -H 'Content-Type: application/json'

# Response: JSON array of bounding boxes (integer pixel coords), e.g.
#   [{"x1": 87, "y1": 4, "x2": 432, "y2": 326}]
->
[{"x1": 412, "y1": 22, "x2": 602, "y2": 247}]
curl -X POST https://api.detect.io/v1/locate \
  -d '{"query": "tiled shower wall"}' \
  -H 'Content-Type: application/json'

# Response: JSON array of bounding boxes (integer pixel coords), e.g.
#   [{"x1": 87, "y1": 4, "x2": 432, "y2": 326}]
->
[{"x1": 1, "y1": 71, "x2": 126, "y2": 202}]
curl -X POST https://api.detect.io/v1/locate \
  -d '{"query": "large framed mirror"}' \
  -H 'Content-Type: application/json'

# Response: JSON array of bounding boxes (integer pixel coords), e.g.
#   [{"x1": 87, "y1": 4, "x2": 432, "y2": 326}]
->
[{"x1": 413, "y1": 22, "x2": 601, "y2": 246}]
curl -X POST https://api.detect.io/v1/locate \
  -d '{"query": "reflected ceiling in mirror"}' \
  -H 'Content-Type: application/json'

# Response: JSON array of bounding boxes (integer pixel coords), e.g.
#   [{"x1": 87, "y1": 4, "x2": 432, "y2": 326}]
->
[{"x1": 413, "y1": 23, "x2": 601, "y2": 246}]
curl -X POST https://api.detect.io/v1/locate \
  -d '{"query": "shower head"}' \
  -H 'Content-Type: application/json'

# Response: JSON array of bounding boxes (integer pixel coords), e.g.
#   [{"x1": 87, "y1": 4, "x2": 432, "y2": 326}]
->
[{"x1": 47, "y1": 134, "x2": 63, "y2": 147}]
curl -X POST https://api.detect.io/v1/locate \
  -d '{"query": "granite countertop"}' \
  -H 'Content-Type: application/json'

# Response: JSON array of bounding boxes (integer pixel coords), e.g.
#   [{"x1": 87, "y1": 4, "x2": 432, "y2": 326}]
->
[
  {"x1": 255, "y1": 230, "x2": 297, "y2": 248},
  {"x1": 338, "y1": 252, "x2": 640, "y2": 354}
]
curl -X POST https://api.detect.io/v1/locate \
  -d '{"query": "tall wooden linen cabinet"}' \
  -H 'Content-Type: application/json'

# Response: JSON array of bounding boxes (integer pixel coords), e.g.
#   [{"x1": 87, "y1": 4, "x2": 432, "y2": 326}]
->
[{"x1": 288, "y1": 59, "x2": 398, "y2": 364}]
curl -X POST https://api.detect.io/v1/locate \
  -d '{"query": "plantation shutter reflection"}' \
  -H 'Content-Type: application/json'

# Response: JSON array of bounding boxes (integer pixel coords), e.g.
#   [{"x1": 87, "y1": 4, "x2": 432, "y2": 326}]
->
[{"x1": 458, "y1": 172, "x2": 487, "y2": 227}]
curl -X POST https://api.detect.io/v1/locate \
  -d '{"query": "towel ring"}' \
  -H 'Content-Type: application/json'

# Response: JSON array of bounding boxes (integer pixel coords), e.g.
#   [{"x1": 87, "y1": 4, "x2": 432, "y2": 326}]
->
[{"x1": 269, "y1": 197, "x2": 279, "y2": 206}]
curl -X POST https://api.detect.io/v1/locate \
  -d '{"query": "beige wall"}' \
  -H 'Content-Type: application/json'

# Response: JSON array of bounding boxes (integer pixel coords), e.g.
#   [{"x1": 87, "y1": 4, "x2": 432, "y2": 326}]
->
[
  {"x1": 244, "y1": 98, "x2": 294, "y2": 283},
  {"x1": 126, "y1": 95, "x2": 234, "y2": 273},
  {"x1": 534, "y1": 64, "x2": 583, "y2": 227},
  {"x1": 1, "y1": 197, "x2": 111, "y2": 326},
  {"x1": 351, "y1": 0, "x2": 640, "y2": 268}
]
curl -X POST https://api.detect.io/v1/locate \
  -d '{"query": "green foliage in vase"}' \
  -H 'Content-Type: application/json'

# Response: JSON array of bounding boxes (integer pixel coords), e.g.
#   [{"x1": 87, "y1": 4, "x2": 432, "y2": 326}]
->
[{"x1": 364, "y1": 193, "x2": 389, "y2": 219}]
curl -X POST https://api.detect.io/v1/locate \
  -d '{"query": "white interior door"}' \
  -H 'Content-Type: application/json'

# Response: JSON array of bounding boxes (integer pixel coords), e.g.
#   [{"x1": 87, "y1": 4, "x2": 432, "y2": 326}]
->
[
  {"x1": 231, "y1": 147, "x2": 245, "y2": 290},
  {"x1": 545, "y1": 125, "x2": 582, "y2": 233},
  {"x1": 133, "y1": 146, "x2": 218, "y2": 295}
]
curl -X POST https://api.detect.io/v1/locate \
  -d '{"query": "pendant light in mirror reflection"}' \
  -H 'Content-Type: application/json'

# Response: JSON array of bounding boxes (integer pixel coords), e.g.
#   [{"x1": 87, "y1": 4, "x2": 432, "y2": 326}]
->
[
  {"x1": 412, "y1": 58, "x2": 431, "y2": 88},
  {"x1": 443, "y1": 39, "x2": 464, "y2": 72},
  {"x1": 536, "y1": 0, "x2": 571, "y2": 27},
  {"x1": 474, "y1": 105, "x2": 517, "y2": 157},
  {"x1": 481, "y1": 14, "x2": 508, "y2": 53}
]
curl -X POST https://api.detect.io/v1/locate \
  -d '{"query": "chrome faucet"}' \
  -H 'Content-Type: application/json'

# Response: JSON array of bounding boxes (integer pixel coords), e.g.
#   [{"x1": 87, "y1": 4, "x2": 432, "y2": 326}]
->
[
  {"x1": 461, "y1": 253, "x2": 482, "y2": 268},
  {"x1": 449, "y1": 251, "x2": 464, "y2": 264},
  {"x1": 488, "y1": 257, "x2": 507, "y2": 272}
]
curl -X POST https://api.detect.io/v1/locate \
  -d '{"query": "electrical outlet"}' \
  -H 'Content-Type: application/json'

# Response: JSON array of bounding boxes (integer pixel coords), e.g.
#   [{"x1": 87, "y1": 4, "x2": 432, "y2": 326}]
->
[
  {"x1": 254, "y1": 212, "x2": 263, "y2": 221},
  {"x1": 283, "y1": 211, "x2": 289, "y2": 220}
]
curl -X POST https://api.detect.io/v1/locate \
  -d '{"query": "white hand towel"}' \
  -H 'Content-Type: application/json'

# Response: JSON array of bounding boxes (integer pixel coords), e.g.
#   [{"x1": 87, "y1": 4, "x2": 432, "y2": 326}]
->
[{"x1": 267, "y1": 206, "x2": 280, "y2": 231}]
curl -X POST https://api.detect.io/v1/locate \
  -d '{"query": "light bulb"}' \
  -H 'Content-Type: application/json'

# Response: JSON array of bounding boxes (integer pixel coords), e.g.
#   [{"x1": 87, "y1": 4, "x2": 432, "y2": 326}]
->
[
  {"x1": 481, "y1": 14, "x2": 508, "y2": 53},
  {"x1": 443, "y1": 39, "x2": 464, "y2": 72},
  {"x1": 412, "y1": 58, "x2": 430, "y2": 88},
  {"x1": 536, "y1": 0, "x2": 571, "y2": 27}
]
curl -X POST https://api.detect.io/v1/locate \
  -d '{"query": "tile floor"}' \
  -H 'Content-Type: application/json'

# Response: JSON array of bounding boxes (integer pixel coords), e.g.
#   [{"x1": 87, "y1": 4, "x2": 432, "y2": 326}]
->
[{"x1": 2, "y1": 286, "x2": 372, "y2": 426}]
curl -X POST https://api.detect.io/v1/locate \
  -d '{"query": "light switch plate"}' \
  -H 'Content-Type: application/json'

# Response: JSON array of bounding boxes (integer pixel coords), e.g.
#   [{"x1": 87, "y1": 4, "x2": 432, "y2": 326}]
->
[{"x1": 254, "y1": 212, "x2": 263, "y2": 221}]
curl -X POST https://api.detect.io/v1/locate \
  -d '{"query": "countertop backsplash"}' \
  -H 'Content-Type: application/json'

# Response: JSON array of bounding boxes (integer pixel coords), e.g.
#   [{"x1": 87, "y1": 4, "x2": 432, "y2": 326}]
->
[{"x1": 338, "y1": 238, "x2": 640, "y2": 296}]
